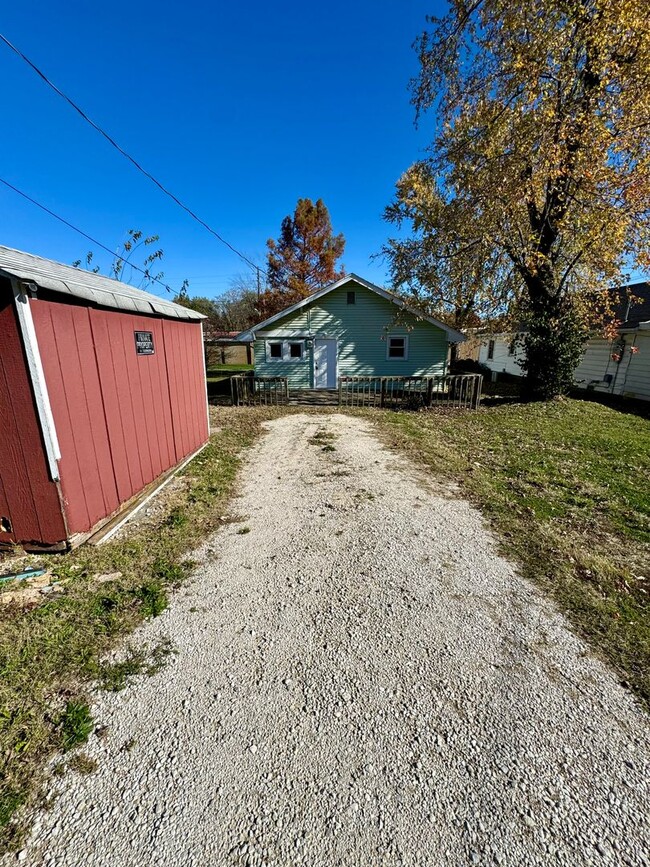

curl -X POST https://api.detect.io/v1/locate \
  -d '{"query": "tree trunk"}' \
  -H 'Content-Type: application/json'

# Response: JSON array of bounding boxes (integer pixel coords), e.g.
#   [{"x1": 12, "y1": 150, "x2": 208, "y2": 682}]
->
[{"x1": 520, "y1": 290, "x2": 586, "y2": 401}]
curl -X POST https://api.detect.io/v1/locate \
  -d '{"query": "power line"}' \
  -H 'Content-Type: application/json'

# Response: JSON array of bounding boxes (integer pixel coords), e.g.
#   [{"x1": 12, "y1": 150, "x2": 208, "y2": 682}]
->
[
  {"x1": 0, "y1": 176, "x2": 178, "y2": 295},
  {"x1": 0, "y1": 32, "x2": 265, "y2": 278}
]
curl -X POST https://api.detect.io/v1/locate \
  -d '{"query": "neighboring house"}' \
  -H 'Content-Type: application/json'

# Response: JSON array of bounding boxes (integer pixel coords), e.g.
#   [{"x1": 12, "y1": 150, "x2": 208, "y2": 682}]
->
[
  {"x1": 477, "y1": 282, "x2": 650, "y2": 401},
  {"x1": 237, "y1": 274, "x2": 464, "y2": 389}
]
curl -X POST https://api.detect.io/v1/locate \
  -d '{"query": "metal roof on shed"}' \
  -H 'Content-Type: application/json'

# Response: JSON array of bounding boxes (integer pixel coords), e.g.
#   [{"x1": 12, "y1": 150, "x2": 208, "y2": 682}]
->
[{"x1": 0, "y1": 245, "x2": 206, "y2": 321}]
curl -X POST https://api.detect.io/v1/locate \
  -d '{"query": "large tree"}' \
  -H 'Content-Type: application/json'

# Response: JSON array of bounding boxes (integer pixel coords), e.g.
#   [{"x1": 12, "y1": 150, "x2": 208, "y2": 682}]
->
[
  {"x1": 387, "y1": 0, "x2": 650, "y2": 399},
  {"x1": 383, "y1": 161, "x2": 512, "y2": 332},
  {"x1": 263, "y1": 198, "x2": 345, "y2": 317}
]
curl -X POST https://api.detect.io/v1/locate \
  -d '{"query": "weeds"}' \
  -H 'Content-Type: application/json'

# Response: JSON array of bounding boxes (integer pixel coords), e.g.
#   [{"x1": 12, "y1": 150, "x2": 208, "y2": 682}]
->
[
  {"x1": 134, "y1": 581, "x2": 168, "y2": 618},
  {"x1": 66, "y1": 753, "x2": 98, "y2": 775},
  {"x1": 166, "y1": 507, "x2": 188, "y2": 528},
  {"x1": 59, "y1": 701, "x2": 93, "y2": 752}
]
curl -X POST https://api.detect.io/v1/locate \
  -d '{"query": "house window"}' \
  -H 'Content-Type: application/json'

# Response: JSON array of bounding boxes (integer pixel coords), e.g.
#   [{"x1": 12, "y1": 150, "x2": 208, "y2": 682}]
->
[
  {"x1": 487, "y1": 339, "x2": 495, "y2": 360},
  {"x1": 507, "y1": 340, "x2": 515, "y2": 356},
  {"x1": 289, "y1": 342, "x2": 303, "y2": 359},
  {"x1": 268, "y1": 342, "x2": 283, "y2": 360},
  {"x1": 387, "y1": 336, "x2": 408, "y2": 360},
  {"x1": 347, "y1": 291, "x2": 356, "y2": 305}
]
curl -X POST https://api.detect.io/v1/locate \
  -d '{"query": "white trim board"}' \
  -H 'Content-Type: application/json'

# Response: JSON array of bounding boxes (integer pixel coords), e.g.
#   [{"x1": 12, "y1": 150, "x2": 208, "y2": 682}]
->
[
  {"x1": 95, "y1": 442, "x2": 209, "y2": 545},
  {"x1": 200, "y1": 321, "x2": 211, "y2": 436},
  {"x1": 11, "y1": 279, "x2": 61, "y2": 481}
]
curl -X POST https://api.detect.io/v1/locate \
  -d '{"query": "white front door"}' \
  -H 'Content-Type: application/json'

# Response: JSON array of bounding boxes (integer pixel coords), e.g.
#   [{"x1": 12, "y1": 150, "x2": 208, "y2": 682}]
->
[{"x1": 313, "y1": 338, "x2": 337, "y2": 388}]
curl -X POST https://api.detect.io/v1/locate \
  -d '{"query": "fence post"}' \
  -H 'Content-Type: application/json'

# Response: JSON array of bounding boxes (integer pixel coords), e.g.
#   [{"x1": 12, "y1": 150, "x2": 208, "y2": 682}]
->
[{"x1": 426, "y1": 377, "x2": 434, "y2": 408}]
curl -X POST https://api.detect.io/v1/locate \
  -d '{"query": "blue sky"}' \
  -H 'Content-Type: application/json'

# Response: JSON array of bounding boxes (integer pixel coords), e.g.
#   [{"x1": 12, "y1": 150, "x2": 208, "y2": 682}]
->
[{"x1": 0, "y1": 0, "x2": 440, "y2": 300}]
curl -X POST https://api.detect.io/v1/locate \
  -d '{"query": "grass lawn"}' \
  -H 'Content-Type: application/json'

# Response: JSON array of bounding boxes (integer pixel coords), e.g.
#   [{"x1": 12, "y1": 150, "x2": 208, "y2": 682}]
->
[
  {"x1": 207, "y1": 364, "x2": 254, "y2": 374},
  {"x1": 376, "y1": 398, "x2": 650, "y2": 708},
  {"x1": 0, "y1": 407, "x2": 279, "y2": 853}
]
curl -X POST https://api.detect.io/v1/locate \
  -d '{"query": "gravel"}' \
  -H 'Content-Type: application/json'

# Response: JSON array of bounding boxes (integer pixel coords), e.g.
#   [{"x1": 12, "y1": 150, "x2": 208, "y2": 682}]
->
[{"x1": 12, "y1": 413, "x2": 649, "y2": 866}]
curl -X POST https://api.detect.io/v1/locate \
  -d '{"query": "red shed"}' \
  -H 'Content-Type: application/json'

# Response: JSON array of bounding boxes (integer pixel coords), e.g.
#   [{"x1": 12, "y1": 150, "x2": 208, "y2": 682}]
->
[{"x1": 0, "y1": 246, "x2": 209, "y2": 551}]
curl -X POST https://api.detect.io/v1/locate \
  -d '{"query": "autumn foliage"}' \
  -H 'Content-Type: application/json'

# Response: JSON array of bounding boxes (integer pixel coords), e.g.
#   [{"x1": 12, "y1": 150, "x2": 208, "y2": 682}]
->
[
  {"x1": 386, "y1": 0, "x2": 650, "y2": 399},
  {"x1": 261, "y1": 198, "x2": 345, "y2": 318}
]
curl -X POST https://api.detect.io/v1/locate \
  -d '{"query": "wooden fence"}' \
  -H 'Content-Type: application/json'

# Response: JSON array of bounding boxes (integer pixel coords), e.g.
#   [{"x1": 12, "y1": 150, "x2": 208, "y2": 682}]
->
[
  {"x1": 231, "y1": 375, "x2": 289, "y2": 406},
  {"x1": 338, "y1": 374, "x2": 483, "y2": 410}
]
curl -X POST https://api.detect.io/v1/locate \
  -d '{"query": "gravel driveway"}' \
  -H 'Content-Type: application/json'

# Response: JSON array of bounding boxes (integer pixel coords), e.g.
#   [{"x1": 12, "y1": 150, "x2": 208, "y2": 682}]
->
[{"x1": 16, "y1": 413, "x2": 649, "y2": 867}]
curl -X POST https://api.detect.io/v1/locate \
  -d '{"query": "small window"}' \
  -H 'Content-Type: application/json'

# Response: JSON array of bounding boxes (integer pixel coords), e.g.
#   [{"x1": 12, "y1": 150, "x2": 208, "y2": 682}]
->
[
  {"x1": 347, "y1": 291, "x2": 356, "y2": 305},
  {"x1": 487, "y1": 339, "x2": 495, "y2": 360},
  {"x1": 289, "y1": 342, "x2": 303, "y2": 359},
  {"x1": 507, "y1": 340, "x2": 515, "y2": 356},
  {"x1": 269, "y1": 342, "x2": 282, "y2": 359},
  {"x1": 387, "y1": 336, "x2": 408, "y2": 360}
]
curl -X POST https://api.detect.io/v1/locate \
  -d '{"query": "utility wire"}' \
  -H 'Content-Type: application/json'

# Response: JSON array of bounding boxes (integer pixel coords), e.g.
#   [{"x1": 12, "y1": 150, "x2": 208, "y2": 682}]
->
[
  {"x1": 0, "y1": 176, "x2": 178, "y2": 295},
  {"x1": 0, "y1": 32, "x2": 264, "y2": 277}
]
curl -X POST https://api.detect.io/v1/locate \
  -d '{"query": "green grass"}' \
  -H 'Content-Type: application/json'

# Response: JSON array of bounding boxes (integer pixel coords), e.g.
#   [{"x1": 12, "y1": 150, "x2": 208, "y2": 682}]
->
[
  {"x1": 207, "y1": 364, "x2": 254, "y2": 372},
  {"x1": 0, "y1": 407, "x2": 280, "y2": 853},
  {"x1": 376, "y1": 398, "x2": 650, "y2": 707},
  {"x1": 59, "y1": 701, "x2": 93, "y2": 752}
]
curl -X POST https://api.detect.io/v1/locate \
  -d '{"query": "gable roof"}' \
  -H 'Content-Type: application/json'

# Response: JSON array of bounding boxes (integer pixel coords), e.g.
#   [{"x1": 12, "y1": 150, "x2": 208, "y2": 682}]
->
[
  {"x1": 615, "y1": 281, "x2": 650, "y2": 330},
  {"x1": 0, "y1": 245, "x2": 205, "y2": 321},
  {"x1": 237, "y1": 274, "x2": 465, "y2": 342}
]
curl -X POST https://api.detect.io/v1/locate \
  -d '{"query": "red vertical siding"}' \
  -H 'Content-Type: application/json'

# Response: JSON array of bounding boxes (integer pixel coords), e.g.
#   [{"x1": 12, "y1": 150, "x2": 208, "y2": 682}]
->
[
  {"x1": 30, "y1": 301, "x2": 119, "y2": 532},
  {"x1": 30, "y1": 297, "x2": 207, "y2": 537},
  {"x1": 0, "y1": 281, "x2": 66, "y2": 545},
  {"x1": 162, "y1": 319, "x2": 209, "y2": 461}
]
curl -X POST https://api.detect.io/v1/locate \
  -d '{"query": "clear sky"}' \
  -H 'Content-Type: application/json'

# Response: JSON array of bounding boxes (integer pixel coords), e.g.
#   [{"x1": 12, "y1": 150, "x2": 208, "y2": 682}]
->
[{"x1": 0, "y1": 0, "x2": 442, "y2": 300}]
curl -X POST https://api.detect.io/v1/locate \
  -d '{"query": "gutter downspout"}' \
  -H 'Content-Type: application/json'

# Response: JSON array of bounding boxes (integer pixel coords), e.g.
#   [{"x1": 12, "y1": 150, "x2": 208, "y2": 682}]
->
[{"x1": 11, "y1": 278, "x2": 61, "y2": 481}]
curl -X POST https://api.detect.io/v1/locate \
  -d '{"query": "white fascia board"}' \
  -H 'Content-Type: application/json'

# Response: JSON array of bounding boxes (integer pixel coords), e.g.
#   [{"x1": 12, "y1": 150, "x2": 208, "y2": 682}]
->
[{"x1": 11, "y1": 279, "x2": 61, "y2": 481}]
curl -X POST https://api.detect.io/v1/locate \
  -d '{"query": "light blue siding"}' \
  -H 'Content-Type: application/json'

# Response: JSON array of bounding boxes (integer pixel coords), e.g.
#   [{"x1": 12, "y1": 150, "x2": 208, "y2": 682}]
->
[{"x1": 254, "y1": 280, "x2": 450, "y2": 388}]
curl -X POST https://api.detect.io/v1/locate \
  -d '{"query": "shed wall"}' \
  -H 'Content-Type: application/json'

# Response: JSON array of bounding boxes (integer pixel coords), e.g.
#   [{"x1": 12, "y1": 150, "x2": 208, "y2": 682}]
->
[
  {"x1": 0, "y1": 280, "x2": 66, "y2": 546},
  {"x1": 30, "y1": 296, "x2": 208, "y2": 536}
]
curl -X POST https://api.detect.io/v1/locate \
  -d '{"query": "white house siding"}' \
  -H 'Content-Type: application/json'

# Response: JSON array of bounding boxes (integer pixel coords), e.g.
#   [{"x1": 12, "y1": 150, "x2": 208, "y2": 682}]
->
[
  {"x1": 572, "y1": 334, "x2": 650, "y2": 400},
  {"x1": 478, "y1": 332, "x2": 649, "y2": 401},
  {"x1": 621, "y1": 333, "x2": 650, "y2": 399},
  {"x1": 477, "y1": 335, "x2": 525, "y2": 377},
  {"x1": 573, "y1": 338, "x2": 621, "y2": 392}
]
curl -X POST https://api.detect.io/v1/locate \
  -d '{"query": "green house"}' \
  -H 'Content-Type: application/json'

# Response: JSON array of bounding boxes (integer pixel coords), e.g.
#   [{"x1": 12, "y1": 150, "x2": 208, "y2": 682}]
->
[{"x1": 238, "y1": 274, "x2": 464, "y2": 389}]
